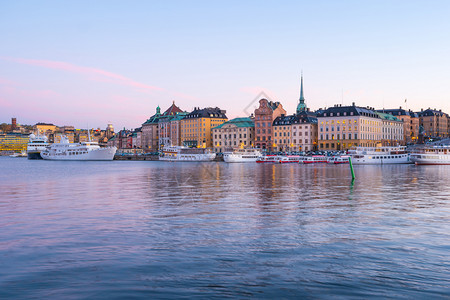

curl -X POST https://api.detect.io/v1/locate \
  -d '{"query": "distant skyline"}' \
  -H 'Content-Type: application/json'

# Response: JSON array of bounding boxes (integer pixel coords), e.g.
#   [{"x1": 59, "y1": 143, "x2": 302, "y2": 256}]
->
[{"x1": 1, "y1": 0, "x2": 450, "y2": 129}]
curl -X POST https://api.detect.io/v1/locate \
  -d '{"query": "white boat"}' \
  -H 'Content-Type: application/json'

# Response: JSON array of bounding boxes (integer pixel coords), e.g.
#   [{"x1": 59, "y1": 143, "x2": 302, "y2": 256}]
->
[
  {"x1": 327, "y1": 155, "x2": 350, "y2": 164},
  {"x1": 27, "y1": 133, "x2": 50, "y2": 159},
  {"x1": 223, "y1": 148, "x2": 261, "y2": 163},
  {"x1": 9, "y1": 151, "x2": 26, "y2": 158},
  {"x1": 256, "y1": 155, "x2": 279, "y2": 163},
  {"x1": 299, "y1": 155, "x2": 327, "y2": 164},
  {"x1": 348, "y1": 146, "x2": 411, "y2": 164},
  {"x1": 40, "y1": 135, "x2": 116, "y2": 161},
  {"x1": 410, "y1": 145, "x2": 450, "y2": 165},
  {"x1": 278, "y1": 155, "x2": 301, "y2": 163},
  {"x1": 159, "y1": 146, "x2": 216, "y2": 162}
]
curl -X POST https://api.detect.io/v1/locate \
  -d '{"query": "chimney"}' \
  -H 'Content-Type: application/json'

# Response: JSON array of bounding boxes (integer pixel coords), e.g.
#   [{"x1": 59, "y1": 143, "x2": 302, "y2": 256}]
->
[{"x1": 352, "y1": 102, "x2": 355, "y2": 106}]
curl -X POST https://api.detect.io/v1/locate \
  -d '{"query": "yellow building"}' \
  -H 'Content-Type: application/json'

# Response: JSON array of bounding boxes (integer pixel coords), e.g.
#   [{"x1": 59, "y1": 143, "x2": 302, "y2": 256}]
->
[
  {"x1": 317, "y1": 104, "x2": 403, "y2": 150},
  {"x1": 0, "y1": 133, "x2": 29, "y2": 152},
  {"x1": 181, "y1": 107, "x2": 227, "y2": 148},
  {"x1": 34, "y1": 123, "x2": 57, "y2": 136}
]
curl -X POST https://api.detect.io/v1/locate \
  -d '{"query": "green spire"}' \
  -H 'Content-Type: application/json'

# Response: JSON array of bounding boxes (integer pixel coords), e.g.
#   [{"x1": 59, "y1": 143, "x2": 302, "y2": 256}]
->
[
  {"x1": 296, "y1": 74, "x2": 307, "y2": 113},
  {"x1": 156, "y1": 105, "x2": 161, "y2": 115}
]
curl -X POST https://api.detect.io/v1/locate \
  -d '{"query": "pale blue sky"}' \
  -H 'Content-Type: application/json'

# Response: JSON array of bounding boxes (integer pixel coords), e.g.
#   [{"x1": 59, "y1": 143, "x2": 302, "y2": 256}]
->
[{"x1": 1, "y1": 0, "x2": 449, "y2": 129}]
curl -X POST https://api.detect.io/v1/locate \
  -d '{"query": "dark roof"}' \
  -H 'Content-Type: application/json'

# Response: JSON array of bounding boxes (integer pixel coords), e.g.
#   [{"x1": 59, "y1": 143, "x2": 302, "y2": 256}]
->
[
  {"x1": 417, "y1": 108, "x2": 448, "y2": 117},
  {"x1": 273, "y1": 113, "x2": 317, "y2": 126},
  {"x1": 316, "y1": 105, "x2": 379, "y2": 118},
  {"x1": 213, "y1": 117, "x2": 254, "y2": 129},
  {"x1": 35, "y1": 122, "x2": 55, "y2": 126},
  {"x1": 377, "y1": 109, "x2": 418, "y2": 118},
  {"x1": 185, "y1": 107, "x2": 227, "y2": 119}
]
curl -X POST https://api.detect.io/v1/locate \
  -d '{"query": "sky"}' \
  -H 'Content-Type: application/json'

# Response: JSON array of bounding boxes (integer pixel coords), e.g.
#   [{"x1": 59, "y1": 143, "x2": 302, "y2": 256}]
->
[{"x1": 1, "y1": 0, "x2": 450, "y2": 130}]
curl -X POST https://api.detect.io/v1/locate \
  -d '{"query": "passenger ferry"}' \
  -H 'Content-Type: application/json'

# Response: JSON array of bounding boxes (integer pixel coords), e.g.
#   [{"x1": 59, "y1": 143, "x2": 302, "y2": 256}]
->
[
  {"x1": 256, "y1": 155, "x2": 279, "y2": 163},
  {"x1": 299, "y1": 155, "x2": 327, "y2": 164},
  {"x1": 278, "y1": 155, "x2": 301, "y2": 163},
  {"x1": 223, "y1": 148, "x2": 261, "y2": 163},
  {"x1": 27, "y1": 133, "x2": 50, "y2": 159},
  {"x1": 40, "y1": 135, "x2": 116, "y2": 161},
  {"x1": 159, "y1": 146, "x2": 216, "y2": 162},
  {"x1": 348, "y1": 146, "x2": 411, "y2": 164},
  {"x1": 410, "y1": 145, "x2": 450, "y2": 165},
  {"x1": 327, "y1": 156, "x2": 350, "y2": 164}
]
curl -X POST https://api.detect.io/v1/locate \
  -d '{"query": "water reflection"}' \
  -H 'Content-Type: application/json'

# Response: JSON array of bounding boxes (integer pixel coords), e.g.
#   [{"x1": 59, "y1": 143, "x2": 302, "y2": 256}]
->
[{"x1": 0, "y1": 158, "x2": 449, "y2": 298}]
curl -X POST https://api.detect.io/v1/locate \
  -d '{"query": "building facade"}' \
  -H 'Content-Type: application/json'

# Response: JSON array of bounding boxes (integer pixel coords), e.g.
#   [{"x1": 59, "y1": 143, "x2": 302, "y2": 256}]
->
[
  {"x1": 418, "y1": 108, "x2": 449, "y2": 139},
  {"x1": 317, "y1": 104, "x2": 403, "y2": 151},
  {"x1": 273, "y1": 111, "x2": 318, "y2": 152},
  {"x1": 158, "y1": 102, "x2": 184, "y2": 148},
  {"x1": 169, "y1": 112, "x2": 188, "y2": 146},
  {"x1": 141, "y1": 106, "x2": 161, "y2": 152},
  {"x1": 254, "y1": 99, "x2": 286, "y2": 151},
  {"x1": 379, "y1": 108, "x2": 419, "y2": 144},
  {"x1": 180, "y1": 107, "x2": 227, "y2": 148},
  {"x1": 212, "y1": 117, "x2": 255, "y2": 153}
]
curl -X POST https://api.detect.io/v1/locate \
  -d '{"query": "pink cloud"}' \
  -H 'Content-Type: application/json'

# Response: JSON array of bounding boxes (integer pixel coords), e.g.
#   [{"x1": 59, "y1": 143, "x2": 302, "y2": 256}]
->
[{"x1": 1, "y1": 56, "x2": 163, "y2": 92}]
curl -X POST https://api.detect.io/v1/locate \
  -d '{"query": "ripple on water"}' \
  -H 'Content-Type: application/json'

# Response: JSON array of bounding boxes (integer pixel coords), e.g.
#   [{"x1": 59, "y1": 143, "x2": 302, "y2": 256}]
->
[{"x1": 0, "y1": 158, "x2": 449, "y2": 298}]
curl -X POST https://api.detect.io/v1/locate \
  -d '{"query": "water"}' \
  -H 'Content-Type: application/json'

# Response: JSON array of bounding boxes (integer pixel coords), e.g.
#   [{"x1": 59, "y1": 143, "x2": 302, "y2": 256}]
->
[{"x1": 1, "y1": 157, "x2": 449, "y2": 299}]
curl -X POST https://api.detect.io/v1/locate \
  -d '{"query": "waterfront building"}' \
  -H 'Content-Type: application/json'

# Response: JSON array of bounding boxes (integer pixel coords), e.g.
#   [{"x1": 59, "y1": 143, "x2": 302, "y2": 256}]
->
[
  {"x1": 158, "y1": 102, "x2": 184, "y2": 148},
  {"x1": 212, "y1": 117, "x2": 255, "y2": 153},
  {"x1": 141, "y1": 106, "x2": 162, "y2": 152},
  {"x1": 273, "y1": 112, "x2": 318, "y2": 152},
  {"x1": 376, "y1": 112, "x2": 404, "y2": 146},
  {"x1": 378, "y1": 108, "x2": 420, "y2": 144},
  {"x1": 317, "y1": 103, "x2": 403, "y2": 151},
  {"x1": 170, "y1": 112, "x2": 188, "y2": 146},
  {"x1": 254, "y1": 99, "x2": 286, "y2": 151},
  {"x1": 272, "y1": 75, "x2": 318, "y2": 152},
  {"x1": 180, "y1": 107, "x2": 227, "y2": 148},
  {"x1": 131, "y1": 128, "x2": 142, "y2": 149},
  {"x1": 417, "y1": 108, "x2": 449, "y2": 139},
  {"x1": 0, "y1": 132, "x2": 29, "y2": 153},
  {"x1": 107, "y1": 135, "x2": 118, "y2": 148}
]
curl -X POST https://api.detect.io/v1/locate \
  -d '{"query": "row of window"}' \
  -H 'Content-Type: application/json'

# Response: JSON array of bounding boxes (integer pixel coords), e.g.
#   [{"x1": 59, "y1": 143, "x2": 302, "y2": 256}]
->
[
  {"x1": 214, "y1": 133, "x2": 250, "y2": 139},
  {"x1": 216, "y1": 140, "x2": 249, "y2": 146},
  {"x1": 274, "y1": 139, "x2": 309, "y2": 144}
]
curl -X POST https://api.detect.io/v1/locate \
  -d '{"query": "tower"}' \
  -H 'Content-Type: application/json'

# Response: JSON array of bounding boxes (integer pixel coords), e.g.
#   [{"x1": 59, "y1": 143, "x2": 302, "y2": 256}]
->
[{"x1": 296, "y1": 74, "x2": 307, "y2": 113}]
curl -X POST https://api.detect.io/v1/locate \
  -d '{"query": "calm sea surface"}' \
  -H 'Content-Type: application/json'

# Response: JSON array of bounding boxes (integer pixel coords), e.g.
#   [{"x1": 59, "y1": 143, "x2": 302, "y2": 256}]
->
[{"x1": 0, "y1": 157, "x2": 449, "y2": 299}]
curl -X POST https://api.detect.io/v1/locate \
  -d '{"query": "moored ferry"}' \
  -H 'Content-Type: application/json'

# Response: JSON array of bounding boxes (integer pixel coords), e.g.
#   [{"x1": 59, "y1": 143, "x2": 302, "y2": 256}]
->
[
  {"x1": 299, "y1": 155, "x2": 327, "y2": 164},
  {"x1": 327, "y1": 155, "x2": 350, "y2": 164},
  {"x1": 410, "y1": 145, "x2": 450, "y2": 165},
  {"x1": 256, "y1": 155, "x2": 279, "y2": 163},
  {"x1": 278, "y1": 155, "x2": 301, "y2": 163},
  {"x1": 223, "y1": 148, "x2": 261, "y2": 163},
  {"x1": 348, "y1": 146, "x2": 410, "y2": 164},
  {"x1": 159, "y1": 146, "x2": 216, "y2": 162},
  {"x1": 27, "y1": 133, "x2": 50, "y2": 159},
  {"x1": 40, "y1": 136, "x2": 116, "y2": 161}
]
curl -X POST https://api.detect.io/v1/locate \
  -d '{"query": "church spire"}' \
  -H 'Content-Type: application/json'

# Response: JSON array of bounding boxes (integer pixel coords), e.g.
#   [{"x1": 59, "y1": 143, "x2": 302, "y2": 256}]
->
[{"x1": 296, "y1": 73, "x2": 307, "y2": 113}]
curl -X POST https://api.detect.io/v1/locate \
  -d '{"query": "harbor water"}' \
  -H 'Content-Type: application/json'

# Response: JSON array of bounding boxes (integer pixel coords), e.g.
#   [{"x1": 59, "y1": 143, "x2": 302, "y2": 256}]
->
[{"x1": 1, "y1": 157, "x2": 449, "y2": 298}]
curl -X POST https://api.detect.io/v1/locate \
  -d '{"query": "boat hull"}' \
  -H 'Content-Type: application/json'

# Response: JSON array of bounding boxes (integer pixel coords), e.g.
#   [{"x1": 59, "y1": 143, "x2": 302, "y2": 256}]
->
[
  {"x1": 411, "y1": 154, "x2": 450, "y2": 165},
  {"x1": 159, "y1": 153, "x2": 216, "y2": 162},
  {"x1": 223, "y1": 155, "x2": 258, "y2": 163},
  {"x1": 41, "y1": 147, "x2": 116, "y2": 161},
  {"x1": 27, "y1": 151, "x2": 43, "y2": 160}
]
